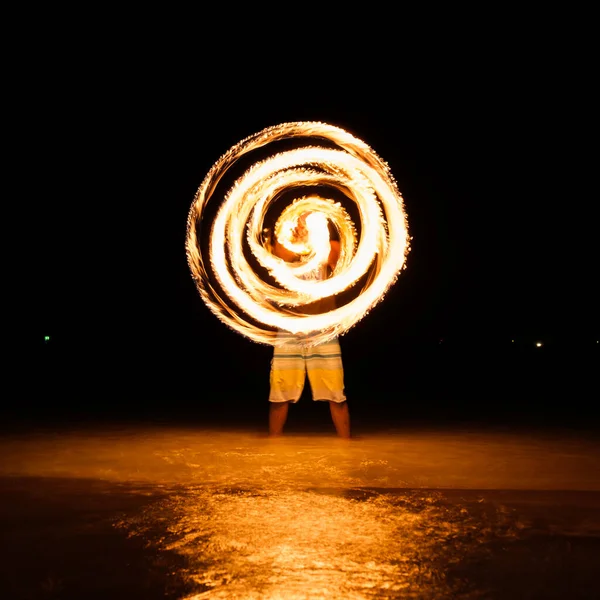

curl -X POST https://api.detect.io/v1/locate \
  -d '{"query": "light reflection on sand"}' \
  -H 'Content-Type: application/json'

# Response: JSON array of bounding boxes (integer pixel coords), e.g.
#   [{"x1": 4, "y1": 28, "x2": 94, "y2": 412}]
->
[
  {"x1": 121, "y1": 486, "x2": 499, "y2": 599},
  {"x1": 1, "y1": 425, "x2": 599, "y2": 598},
  {"x1": 1, "y1": 425, "x2": 599, "y2": 491}
]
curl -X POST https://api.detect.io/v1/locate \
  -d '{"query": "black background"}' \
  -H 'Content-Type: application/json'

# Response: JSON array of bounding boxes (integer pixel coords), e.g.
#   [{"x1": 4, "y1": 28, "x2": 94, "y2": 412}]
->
[{"x1": 9, "y1": 13, "x2": 598, "y2": 432}]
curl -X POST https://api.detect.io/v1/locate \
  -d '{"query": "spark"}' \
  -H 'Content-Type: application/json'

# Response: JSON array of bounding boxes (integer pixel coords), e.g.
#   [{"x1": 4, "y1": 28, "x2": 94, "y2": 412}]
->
[{"x1": 186, "y1": 122, "x2": 411, "y2": 346}]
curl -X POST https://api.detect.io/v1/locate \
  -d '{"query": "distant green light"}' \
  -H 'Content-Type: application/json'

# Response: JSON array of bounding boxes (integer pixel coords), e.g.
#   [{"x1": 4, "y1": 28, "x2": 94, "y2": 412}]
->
[{"x1": 44, "y1": 335, "x2": 50, "y2": 342}]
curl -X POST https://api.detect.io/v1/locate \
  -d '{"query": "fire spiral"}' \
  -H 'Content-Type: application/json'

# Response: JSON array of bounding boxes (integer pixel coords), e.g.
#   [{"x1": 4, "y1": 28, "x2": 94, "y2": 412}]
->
[{"x1": 186, "y1": 121, "x2": 410, "y2": 347}]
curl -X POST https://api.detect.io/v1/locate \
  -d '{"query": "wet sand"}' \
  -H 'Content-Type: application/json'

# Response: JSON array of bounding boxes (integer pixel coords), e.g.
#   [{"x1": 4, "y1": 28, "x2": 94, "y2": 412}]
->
[{"x1": 1, "y1": 422, "x2": 599, "y2": 599}]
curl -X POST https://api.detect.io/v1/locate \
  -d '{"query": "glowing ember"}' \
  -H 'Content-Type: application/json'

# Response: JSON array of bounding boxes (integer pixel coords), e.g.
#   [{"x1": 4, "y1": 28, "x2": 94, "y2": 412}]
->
[{"x1": 186, "y1": 121, "x2": 411, "y2": 346}]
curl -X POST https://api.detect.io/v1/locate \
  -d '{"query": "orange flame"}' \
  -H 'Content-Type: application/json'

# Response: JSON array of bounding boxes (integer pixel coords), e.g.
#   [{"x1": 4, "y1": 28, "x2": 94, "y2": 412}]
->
[{"x1": 186, "y1": 122, "x2": 411, "y2": 346}]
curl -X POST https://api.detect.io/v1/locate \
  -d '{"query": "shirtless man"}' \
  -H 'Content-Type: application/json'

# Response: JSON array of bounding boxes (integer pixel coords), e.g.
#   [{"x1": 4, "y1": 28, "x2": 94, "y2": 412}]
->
[{"x1": 268, "y1": 213, "x2": 351, "y2": 438}]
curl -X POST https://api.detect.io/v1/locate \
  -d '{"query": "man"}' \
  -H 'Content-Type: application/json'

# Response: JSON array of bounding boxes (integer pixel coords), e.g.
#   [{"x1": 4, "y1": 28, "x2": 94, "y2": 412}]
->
[{"x1": 268, "y1": 212, "x2": 351, "y2": 438}]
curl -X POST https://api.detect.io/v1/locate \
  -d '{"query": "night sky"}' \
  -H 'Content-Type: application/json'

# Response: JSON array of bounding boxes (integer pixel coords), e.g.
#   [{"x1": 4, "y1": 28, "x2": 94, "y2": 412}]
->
[{"x1": 13, "y1": 25, "x2": 598, "y2": 429}]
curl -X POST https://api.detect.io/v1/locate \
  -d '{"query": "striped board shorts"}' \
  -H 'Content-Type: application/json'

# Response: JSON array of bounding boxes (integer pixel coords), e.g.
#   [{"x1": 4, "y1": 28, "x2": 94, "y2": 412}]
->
[{"x1": 269, "y1": 336, "x2": 346, "y2": 404}]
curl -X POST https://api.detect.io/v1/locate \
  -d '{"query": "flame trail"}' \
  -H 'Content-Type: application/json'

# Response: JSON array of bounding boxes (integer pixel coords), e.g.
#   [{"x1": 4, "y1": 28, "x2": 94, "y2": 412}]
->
[{"x1": 186, "y1": 121, "x2": 410, "y2": 346}]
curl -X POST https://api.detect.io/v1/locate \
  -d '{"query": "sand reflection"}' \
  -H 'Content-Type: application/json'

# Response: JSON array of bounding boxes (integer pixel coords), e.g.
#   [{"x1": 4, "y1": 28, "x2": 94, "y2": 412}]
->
[
  {"x1": 2, "y1": 425, "x2": 599, "y2": 598},
  {"x1": 120, "y1": 484, "x2": 494, "y2": 599}
]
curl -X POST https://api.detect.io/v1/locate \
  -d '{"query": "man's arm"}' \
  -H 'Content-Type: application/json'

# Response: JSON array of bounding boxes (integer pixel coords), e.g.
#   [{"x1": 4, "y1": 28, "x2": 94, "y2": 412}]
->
[
  {"x1": 272, "y1": 239, "x2": 298, "y2": 262},
  {"x1": 328, "y1": 240, "x2": 340, "y2": 270},
  {"x1": 273, "y1": 236, "x2": 339, "y2": 267}
]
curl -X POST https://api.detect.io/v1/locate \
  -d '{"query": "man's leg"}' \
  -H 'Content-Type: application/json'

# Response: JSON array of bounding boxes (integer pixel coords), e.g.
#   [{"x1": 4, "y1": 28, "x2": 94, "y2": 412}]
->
[
  {"x1": 329, "y1": 401, "x2": 351, "y2": 439},
  {"x1": 269, "y1": 401, "x2": 290, "y2": 437},
  {"x1": 269, "y1": 336, "x2": 305, "y2": 436},
  {"x1": 305, "y1": 338, "x2": 349, "y2": 437}
]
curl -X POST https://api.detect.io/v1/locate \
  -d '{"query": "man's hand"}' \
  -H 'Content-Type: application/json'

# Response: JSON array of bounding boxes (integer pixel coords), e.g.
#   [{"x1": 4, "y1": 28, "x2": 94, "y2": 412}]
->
[{"x1": 291, "y1": 216, "x2": 308, "y2": 244}]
